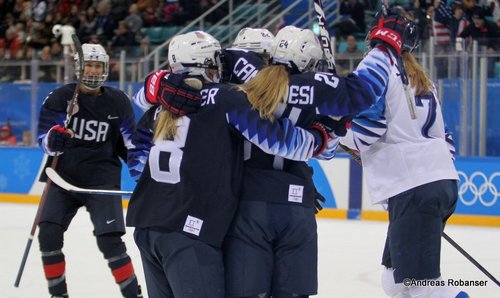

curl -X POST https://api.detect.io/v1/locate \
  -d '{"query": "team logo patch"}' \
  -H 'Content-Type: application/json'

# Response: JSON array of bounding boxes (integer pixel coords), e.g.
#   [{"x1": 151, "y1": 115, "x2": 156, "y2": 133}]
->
[{"x1": 183, "y1": 215, "x2": 203, "y2": 236}]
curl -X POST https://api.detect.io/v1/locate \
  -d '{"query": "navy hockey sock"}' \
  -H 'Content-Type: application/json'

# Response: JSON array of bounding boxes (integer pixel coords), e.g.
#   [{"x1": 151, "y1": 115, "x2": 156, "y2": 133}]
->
[
  {"x1": 39, "y1": 223, "x2": 67, "y2": 296},
  {"x1": 97, "y1": 234, "x2": 140, "y2": 297}
]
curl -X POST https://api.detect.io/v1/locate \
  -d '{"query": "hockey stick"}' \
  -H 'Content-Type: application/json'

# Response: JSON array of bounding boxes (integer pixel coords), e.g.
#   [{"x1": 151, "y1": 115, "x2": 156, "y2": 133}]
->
[
  {"x1": 442, "y1": 232, "x2": 500, "y2": 287},
  {"x1": 313, "y1": 0, "x2": 336, "y2": 73},
  {"x1": 343, "y1": 144, "x2": 500, "y2": 286},
  {"x1": 14, "y1": 34, "x2": 84, "y2": 288},
  {"x1": 380, "y1": 0, "x2": 417, "y2": 119},
  {"x1": 45, "y1": 168, "x2": 133, "y2": 196}
]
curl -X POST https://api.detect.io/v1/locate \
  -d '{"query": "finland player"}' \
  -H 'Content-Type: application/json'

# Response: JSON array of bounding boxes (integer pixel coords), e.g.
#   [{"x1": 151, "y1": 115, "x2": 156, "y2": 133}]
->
[
  {"x1": 126, "y1": 31, "x2": 325, "y2": 298},
  {"x1": 223, "y1": 25, "x2": 406, "y2": 298},
  {"x1": 36, "y1": 44, "x2": 142, "y2": 297},
  {"x1": 340, "y1": 10, "x2": 468, "y2": 298}
]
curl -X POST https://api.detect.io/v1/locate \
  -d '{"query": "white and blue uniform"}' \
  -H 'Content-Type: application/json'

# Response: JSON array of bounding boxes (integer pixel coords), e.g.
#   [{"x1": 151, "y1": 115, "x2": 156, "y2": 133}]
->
[{"x1": 341, "y1": 51, "x2": 462, "y2": 296}]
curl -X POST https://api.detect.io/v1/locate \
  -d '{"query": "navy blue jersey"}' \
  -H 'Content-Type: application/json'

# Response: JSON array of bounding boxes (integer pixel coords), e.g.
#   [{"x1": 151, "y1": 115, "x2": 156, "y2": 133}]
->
[
  {"x1": 221, "y1": 48, "x2": 267, "y2": 84},
  {"x1": 227, "y1": 47, "x2": 394, "y2": 206},
  {"x1": 37, "y1": 84, "x2": 135, "y2": 187},
  {"x1": 127, "y1": 82, "x2": 319, "y2": 247}
]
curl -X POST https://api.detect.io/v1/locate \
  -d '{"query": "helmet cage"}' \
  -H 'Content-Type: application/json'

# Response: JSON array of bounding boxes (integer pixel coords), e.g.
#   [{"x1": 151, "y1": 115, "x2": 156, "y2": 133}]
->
[{"x1": 75, "y1": 43, "x2": 109, "y2": 89}]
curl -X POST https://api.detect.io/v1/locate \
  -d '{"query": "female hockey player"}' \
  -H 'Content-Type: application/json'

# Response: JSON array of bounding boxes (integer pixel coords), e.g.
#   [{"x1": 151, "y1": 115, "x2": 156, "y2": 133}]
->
[
  {"x1": 36, "y1": 43, "x2": 142, "y2": 298},
  {"x1": 222, "y1": 24, "x2": 408, "y2": 298},
  {"x1": 340, "y1": 10, "x2": 469, "y2": 298},
  {"x1": 125, "y1": 31, "x2": 324, "y2": 298}
]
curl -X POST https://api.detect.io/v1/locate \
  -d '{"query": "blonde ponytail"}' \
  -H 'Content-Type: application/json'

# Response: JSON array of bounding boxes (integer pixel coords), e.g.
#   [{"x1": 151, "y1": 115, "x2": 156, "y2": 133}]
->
[
  {"x1": 154, "y1": 109, "x2": 179, "y2": 141},
  {"x1": 402, "y1": 51, "x2": 433, "y2": 96},
  {"x1": 240, "y1": 65, "x2": 289, "y2": 121}
]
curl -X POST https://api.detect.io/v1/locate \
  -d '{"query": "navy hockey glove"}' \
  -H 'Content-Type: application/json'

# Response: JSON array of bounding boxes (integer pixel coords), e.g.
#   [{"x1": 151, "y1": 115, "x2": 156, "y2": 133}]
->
[
  {"x1": 143, "y1": 70, "x2": 171, "y2": 105},
  {"x1": 47, "y1": 125, "x2": 74, "y2": 153},
  {"x1": 314, "y1": 191, "x2": 326, "y2": 214},
  {"x1": 157, "y1": 73, "x2": 203, "y2": 116},
  {"x1": 309, "y1": 123, "x2": 329, "y2": 157},
  {"x1": 313, "y1": 115, "x2": 352, "y2": 137}
]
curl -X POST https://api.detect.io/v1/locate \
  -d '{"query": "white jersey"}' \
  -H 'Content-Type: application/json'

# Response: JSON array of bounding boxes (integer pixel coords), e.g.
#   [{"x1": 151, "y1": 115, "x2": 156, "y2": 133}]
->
[{"x1": 341, "y1": 52, "x2": 458, "y2": 204}]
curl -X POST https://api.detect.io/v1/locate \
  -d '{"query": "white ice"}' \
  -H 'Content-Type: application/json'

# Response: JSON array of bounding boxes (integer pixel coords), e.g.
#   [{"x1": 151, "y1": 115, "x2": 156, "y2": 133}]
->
[{"x1": 0, "y1": 203, "x2": 498, "y2": 298}]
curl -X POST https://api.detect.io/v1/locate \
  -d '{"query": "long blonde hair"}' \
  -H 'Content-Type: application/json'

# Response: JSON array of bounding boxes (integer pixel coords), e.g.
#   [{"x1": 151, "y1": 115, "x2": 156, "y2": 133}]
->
[
  {"x1": 239, "y1": 65, "x2": 289, "y2": 121},
  {"x1": 153, "y1": 109, "x2": 179, "y2": 141},
  {"x1": 402, "y1": 51, "x2": 433, "y2": 96}
]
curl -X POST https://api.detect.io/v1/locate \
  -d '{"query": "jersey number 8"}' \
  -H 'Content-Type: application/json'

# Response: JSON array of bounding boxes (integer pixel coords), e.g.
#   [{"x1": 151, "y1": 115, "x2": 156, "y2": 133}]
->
[{"x1": 148, "y1": 117, "x2": 191, "y2": 184}]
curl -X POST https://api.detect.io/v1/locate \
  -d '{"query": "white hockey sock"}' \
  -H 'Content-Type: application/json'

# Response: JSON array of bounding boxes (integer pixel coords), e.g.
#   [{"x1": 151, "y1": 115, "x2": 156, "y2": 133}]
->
[{"x1": 381, "y1": 267, "x2": 410, "y2": 297}]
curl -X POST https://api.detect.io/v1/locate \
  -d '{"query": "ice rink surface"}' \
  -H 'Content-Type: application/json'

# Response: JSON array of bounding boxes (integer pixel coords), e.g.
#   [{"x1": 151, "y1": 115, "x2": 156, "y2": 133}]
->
[{"x1": 0, "y1": 203, "x2": 498, "y2": 298}]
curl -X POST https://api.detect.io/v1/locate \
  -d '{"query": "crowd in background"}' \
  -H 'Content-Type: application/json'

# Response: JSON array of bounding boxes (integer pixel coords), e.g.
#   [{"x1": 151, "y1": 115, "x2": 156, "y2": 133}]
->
[
  {"x1": 335, "y1": 0, "x2": 500, "y2": 74},
  {"x1": 0, "y1": 0, "x2": 499, "y2": 78}
]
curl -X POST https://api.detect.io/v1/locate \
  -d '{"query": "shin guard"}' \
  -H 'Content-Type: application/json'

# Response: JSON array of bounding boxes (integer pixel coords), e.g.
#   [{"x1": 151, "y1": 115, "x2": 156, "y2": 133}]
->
[
  {"x1": 39, "y1": 223, "x2": 67, "y2": 296},
  {"x1": 97, "y1": 234, "x2": 139, "y2": 297}
]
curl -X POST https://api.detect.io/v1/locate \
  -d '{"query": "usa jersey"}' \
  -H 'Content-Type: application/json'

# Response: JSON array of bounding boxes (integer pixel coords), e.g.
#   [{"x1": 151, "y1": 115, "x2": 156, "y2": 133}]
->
[
  {"x1": 221, "y1": 48, "x2": 267, "y2": 84},
  {"x1": 341, "y1": 51, "x2": 458, "y2": 204},
  {"x1": 37, "y1": 83, "x2": 135, "y2": 187},
  {"x1": 226, "y1": 47, "x2": 394, "y2": 206},
  {"x1": 126, "y1": 83, "x2": 318, "y2": 247}
]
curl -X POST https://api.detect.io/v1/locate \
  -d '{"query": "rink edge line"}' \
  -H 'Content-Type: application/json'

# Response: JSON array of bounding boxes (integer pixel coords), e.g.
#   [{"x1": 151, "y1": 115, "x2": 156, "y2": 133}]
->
[
  {"x1": 1, "y1": 194, "x2": 498, "y2": 227},
  {"x1": 0, "y1": 193, "x2": 130, "y2": 208}
]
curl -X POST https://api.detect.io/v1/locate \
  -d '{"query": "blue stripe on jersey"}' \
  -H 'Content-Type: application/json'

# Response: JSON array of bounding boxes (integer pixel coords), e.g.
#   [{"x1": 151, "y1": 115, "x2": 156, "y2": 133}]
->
[
  {"x1": 315, "y1": 136, "x2": 339, "y2": 160},
  {"x1": 133, "y1": 87, "x2": 154, "y2": 112},
  {"x1": 226, "y1": 108, "x2": 315, "y2": 161},
  {"x1": 349, "y1": 97, "x2": 387, "y2": 150}
]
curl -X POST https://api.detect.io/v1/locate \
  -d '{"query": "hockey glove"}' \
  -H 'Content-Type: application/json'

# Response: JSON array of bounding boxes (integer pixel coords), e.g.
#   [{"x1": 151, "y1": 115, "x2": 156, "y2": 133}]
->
[
  {"x1": 143, "y1": 70, "x2": 171, "y2": 105},
  {"x1": 314, "y1": 191, "x2": 326, "y2": 214},
  {"x1": 157, "y1": 73, "x2": 203, "y2": 116},
  {"x1": 309, "y1": 123, "x2": 329, "y2": 157},
  {"x1": 368, "y1": 10, "x2": 407, "y2": 55},
  {"x1": 47, "y1": 125, "x2": 74, "y2": 153},
  {"x1": 313, "y1": 115, "x2": 353, "y2": 137}
]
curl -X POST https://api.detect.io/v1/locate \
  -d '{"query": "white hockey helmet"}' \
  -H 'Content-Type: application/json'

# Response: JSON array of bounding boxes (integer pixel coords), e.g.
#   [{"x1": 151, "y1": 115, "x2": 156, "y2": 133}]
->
[
  {"x1": 271, "y1": 26, "x2": 323, "y2": 72},
  {"x1": 168, "y1": 31, "x2": 222, "y2": 82},
  {"x1": 75, "y1": 43, "x2": 109, "y2": 89},
  {"x1": 232, "y1": 27, "x2": 275, "y2": 55}
]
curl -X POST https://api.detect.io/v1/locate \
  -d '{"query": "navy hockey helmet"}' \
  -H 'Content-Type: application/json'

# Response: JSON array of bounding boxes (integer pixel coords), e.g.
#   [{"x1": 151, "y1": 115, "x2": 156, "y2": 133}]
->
[{"x1": 368, "y1": 8, "x2": 420, "y2": 53}]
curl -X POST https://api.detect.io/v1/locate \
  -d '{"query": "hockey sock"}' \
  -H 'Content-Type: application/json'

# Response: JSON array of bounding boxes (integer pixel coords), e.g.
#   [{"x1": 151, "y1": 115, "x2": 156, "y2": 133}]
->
[
  {"x1": 381, "y1": 267, "x2": 408, "y2": 297},
  {"x1": 97, "y1": 233, "x2": 139, "y2": 298},
  {"x1": 38, "y1": 223, "x2": 67, "y2": 296}
]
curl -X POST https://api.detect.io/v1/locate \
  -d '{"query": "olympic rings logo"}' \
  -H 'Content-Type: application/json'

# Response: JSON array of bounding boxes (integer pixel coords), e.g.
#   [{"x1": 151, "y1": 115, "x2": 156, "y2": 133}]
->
[{"x1": 457, "y1": 171, "x2": 499, "y2": 207}]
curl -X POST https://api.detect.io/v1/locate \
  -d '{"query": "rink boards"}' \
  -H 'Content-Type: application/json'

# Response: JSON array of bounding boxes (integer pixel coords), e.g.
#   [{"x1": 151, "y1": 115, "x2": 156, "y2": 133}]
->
[{"x1": 0, "y1": 147, "x2": 499, "y2": 227}]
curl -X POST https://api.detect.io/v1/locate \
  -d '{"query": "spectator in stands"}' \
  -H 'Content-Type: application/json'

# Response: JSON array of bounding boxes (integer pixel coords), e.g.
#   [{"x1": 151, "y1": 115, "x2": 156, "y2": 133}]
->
[
  {"x1": 124, "y1": 3, "x2": 143, "y2": 34},
  {"x1": 450, "y1": 1, "x2": 469, "y2": 44},
  {"x1": 337, "y1": 0, "x2": 366, "y2": 37},
  {"x1": 39, "y1": 44, "x2": 57, "y2": 82},
  {"x1": 493, "y1": 0, "x2": 500, "y2": 23},
  {"x1": 162, "y1": 0, "x2": 180, "y2": 25},
  {"x1": 94, "y1": 1, "x2": 115, "y2": 44},
  {"x1": 78, "y1": 6, "x2": 97, "y2": 43},
  {"x1": 460, "y1": 6, "x2": 499, "y2": 76},
  {"x1": 0, "y1": 27, "x2": 22, "y2": 59},
  {"x1": 138, "y1": 0, "x2": 161, "y2": 27},
  {"x1": 460, "y1": 6, "x2": 499, "y2": 50},
  {"x1": 33, "y1": 0, "x2": 48, "y2": 22},
  {"x1": 111, "y1": 20, "x2": 138, "y2": 53},
  {"x1": 337, "y1": 34, "x2": 363, "y2": 74},
  {"x1": 0, "y1": 124, "x2": 17, "y2": 146},
  {"x1": 173, "y1": 0, "x2": 202, "y2": 26}
]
